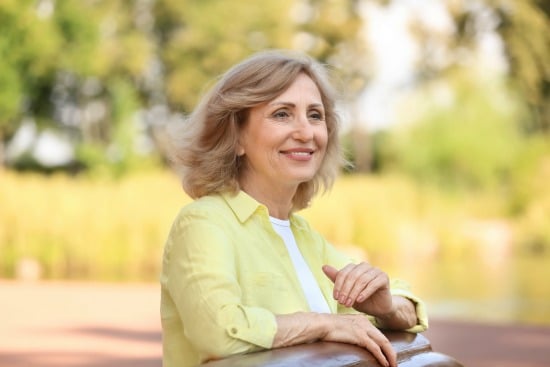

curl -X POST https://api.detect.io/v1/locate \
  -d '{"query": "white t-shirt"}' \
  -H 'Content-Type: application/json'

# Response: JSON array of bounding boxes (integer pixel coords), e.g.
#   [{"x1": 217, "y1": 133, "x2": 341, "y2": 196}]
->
[{"x1": 270, "y1": 216, "x2": 331, "y2": 313}]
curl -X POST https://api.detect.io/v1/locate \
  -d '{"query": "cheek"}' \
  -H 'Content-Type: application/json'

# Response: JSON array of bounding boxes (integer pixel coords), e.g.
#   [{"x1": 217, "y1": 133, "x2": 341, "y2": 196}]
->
[{"x1": 316, "y1": 127, "x2": 329, "y2": 151}]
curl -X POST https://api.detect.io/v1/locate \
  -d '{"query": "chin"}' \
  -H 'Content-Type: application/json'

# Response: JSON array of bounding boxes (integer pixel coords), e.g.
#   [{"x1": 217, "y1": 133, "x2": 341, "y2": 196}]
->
[
  {"x1": 281, "y1": 167, "x2": 319, "y2": 184},
  {"x1": 290, "y1": 173, "x2": 317, "y2": 184}
]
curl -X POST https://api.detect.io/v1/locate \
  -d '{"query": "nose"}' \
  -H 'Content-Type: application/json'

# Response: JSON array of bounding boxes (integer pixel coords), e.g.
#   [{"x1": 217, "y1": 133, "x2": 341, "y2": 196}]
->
[{"x1": 292, "y1": 114, "x2": 314, "y2": 142}]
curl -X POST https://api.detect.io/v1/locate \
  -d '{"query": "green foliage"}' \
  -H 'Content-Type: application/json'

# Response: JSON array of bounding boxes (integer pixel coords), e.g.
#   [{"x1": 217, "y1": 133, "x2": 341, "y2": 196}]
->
[
  {"x1": 505, "y1": 135, "x2": 550, "y2": 250},
  {"x1": 0, "y1": 0, "x2": 547, "y2": 178},
  {"x1": 495, "y1": 0, "x2": 550, "y2": 133},
  {"x1": 53, "y1": 1, "x2": 102, "y2": 75},
  {"x1": 0, "y1": 170, "x2": 186, "y2": 280},
  {"x1": 1, "y1": 0, "x2": 367, "y2": 173},
  {"x1": 380, "y1": 69, "x2": 528, "y2": 190},
  {"x1": 153, "y1": 0, "x2": 296, "y2": 111},
  {"x1": 0, "y1": 60, "x2": 21, "y2": 131},
  {"x1": 299, "y1": 0, "x2": 371, "y2": 96},
  {"x1": 447, "y1": 0, "x2": 550, "y2": 133}
]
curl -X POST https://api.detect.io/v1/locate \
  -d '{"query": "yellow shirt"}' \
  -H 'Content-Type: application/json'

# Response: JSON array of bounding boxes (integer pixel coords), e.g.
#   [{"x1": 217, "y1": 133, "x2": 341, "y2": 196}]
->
[{"x1": 160, "y1": 191, "x2": 428, "y2": 367}]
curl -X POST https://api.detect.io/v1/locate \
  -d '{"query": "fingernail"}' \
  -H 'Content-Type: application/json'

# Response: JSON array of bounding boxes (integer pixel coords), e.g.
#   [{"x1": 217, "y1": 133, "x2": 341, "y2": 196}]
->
[{"x1": 334, "y1": 291, "x2": 339, "y2": 300}]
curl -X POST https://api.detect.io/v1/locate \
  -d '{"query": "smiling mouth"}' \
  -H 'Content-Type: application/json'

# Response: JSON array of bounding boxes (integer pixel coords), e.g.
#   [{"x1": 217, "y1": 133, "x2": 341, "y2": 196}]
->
[
  {"x1": 279, "y1": 150, "x2": 315, "y2": 162},
  {"x1": 280, "y1": 148, "x2": 314, "y2": 155},
  {"x1": 282, "y1": 151, "x2": 313, "y2": 156}
]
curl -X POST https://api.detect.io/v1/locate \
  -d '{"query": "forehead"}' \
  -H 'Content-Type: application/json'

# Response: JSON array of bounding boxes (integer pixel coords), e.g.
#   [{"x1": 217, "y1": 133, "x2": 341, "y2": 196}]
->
[{"x1": 270, "y1": 74, "x2": 323, "y2": 103}]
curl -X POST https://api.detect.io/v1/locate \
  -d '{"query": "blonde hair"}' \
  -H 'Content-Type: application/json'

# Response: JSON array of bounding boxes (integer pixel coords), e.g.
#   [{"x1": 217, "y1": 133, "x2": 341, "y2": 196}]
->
[{"x1": 168, "y1": 50, "x2": 343, "y2": 211}]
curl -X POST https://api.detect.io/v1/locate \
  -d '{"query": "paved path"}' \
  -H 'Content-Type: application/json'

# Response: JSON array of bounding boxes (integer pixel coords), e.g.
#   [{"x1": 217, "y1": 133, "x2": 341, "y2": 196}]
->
[{"x1": 0, "y1": 281, "x2": 549, "y2": 367}]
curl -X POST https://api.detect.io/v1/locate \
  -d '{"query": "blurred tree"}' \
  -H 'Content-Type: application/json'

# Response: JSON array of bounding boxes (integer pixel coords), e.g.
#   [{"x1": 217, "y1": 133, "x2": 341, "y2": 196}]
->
[
  {"x1": 492, "y1": 0, "x2": 550, "y2": 133},
  {"x1": 414, "y1": 0, "x2": 550, "y2": 133},
  {"x1": 0, "y1": 0, "x2": 158, "y2": 172},
  {"x1": 153, "y1": 0, "x2": 371, "y2": 111},
  {"x1": 380, "y1": 69, "x2": 527, "y2": 189},
  {"x1": 152, "y1": 0, "x2": 296, "y2": 112},
  {"x1": 300, "y1": 0, "x2": 372, "y2": 96},
  {"x1": 0, "y1": 0, "x2": 62, "y2": 164},
  {"x1": 67, "y1": 1, "x2": 160, "y2": 174},
  {"x1": 1, "y1": 0, "x2": 372, "y2": 173}
]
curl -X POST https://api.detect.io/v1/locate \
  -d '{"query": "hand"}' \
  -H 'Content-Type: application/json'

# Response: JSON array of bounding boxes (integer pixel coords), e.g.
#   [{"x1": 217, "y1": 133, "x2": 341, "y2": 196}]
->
[
  {"x1": 322, "y1": 263, "x2": 393, "y2": 317},
  {"x1": 321, "y1": 313, "x2": 396, "y2": 367}
]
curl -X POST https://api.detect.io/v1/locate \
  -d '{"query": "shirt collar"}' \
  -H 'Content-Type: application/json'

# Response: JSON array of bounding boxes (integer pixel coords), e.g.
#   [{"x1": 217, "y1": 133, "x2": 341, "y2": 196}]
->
[
  {"x1": 221, "y1": 190, "x2": 308, "y2": 230},
  {"x1": 222, "y1": 191, "x2": 265, "y2": 223}
]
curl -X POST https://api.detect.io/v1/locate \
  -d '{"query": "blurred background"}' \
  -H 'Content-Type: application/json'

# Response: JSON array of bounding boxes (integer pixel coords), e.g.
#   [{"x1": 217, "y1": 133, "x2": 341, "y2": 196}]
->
[{"x1": 0, "y1": 0, "x2": 549, "y2": 363}]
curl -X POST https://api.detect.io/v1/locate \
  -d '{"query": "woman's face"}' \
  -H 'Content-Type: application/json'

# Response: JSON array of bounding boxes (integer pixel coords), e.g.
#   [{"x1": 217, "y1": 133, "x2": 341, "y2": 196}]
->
[{"x1": 237, "y1": 73, "x2": 328, "y2": 193}]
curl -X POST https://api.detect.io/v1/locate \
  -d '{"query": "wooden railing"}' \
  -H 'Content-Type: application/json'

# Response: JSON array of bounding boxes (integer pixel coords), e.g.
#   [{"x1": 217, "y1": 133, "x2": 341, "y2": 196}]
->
[{"x1": 200, "y1": 332, "x2": 463, "y2": 367}]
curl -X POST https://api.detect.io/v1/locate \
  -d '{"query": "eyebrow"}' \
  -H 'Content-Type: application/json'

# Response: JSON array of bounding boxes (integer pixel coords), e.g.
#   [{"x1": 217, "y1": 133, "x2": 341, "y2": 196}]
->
[{"x1": 268, "y1": 101, "x2": 324, "y2": 109}]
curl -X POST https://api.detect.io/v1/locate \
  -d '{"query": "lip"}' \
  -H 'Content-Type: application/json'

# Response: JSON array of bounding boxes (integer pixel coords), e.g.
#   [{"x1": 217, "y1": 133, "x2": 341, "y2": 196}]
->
[
  {"x1": 280, "y1": 148, "x2": 315, "y2": 161},
  {"x1": 280, "y1": 148, "x2": 314, "y2": 154}
]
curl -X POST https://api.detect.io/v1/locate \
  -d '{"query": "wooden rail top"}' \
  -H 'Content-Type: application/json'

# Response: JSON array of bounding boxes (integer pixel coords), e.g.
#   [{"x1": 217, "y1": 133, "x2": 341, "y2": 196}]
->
[{"x1": 200, "y1": 332, "x2": 463, "y2": 367}]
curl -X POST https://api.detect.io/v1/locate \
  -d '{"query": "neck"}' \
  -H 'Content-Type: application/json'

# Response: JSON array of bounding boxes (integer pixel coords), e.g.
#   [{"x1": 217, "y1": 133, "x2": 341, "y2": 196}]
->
[{"x1": 240, "y1": 181, "x2": 296, "y2": 220}]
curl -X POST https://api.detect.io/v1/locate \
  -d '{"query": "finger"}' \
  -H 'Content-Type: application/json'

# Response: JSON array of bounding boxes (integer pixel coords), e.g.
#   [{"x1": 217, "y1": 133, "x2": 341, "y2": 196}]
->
[
  {"x1": 363, "y1": 335, "x2": 392, "y2": 367},
  {"x1": 356, "y1": 271, "x2": 389, "y2": 303},
  {"x1": 368, "y1": 328, "x2": 396, "y2": 367},
  {"x1": 362, "y1": 337, "x2": 388, "y2": 367},
  {"x1": 378, "y1": 334, "x2": 397, "y2": 367},
  {"x1": 383, "y1": 342, "x2": 397, "y2": 367},
  {"x1": 339, "y1": 262, "x2": 373, "y2": 307},
  {"x1": 332, "y1": 264, "x2": 355, "y2": 302},
  {"x1": 322, "y1": 265, "x2": 338, "y2": 283},
  {"x1": 347, "y1": 266, "x2": 378, "y2": 306}
]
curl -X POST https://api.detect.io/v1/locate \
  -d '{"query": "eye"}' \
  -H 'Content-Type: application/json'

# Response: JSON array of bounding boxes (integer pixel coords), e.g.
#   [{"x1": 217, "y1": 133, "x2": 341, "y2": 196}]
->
[
  {"x1": 308, "y1": 110, "x2": 325, "y2": 121},
  {"x1": 272, "y1": 109, "x2": 290, "y2": 120}
]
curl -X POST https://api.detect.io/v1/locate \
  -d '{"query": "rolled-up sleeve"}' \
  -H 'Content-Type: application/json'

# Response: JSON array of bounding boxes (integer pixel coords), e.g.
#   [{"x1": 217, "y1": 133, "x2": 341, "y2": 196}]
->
[
  {"x1": 162, "y1": 212, "x2": 277, "y2": 359},
  {"x1": 385, "y1": 278, "x2": 429, "y2": 333}
]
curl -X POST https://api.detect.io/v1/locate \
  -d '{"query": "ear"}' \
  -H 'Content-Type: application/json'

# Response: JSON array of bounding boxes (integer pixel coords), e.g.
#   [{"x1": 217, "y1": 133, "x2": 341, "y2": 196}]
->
[{"x1": 236, "y1": 143, "x2": 245, "y2": 157}]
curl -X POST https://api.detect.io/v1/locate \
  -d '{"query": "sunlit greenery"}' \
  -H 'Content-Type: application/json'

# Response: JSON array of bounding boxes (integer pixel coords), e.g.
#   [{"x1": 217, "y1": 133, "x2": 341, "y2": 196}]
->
[
  {"x1": 1, "y1": 169, "x2": 549, "y2": 324},
  {"x1": 1, "y1": 168, "x2": 548, "y2": 279}
]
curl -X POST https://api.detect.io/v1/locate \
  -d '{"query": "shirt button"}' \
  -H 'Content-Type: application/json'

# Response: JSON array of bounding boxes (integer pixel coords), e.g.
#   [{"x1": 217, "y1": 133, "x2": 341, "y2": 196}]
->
[{"x1": 230, "y1": 327, "x2": 238, "y2": 334}]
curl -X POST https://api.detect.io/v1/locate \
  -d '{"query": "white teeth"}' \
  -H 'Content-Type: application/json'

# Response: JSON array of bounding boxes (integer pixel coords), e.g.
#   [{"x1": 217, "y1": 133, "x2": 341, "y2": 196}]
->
[{"x1": 288, "y1": 152, "x2": 311, "y2": 156}]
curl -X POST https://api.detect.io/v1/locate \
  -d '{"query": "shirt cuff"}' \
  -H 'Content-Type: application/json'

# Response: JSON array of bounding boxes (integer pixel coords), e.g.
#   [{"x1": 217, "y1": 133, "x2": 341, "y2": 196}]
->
[
  {"x1": 222, "y1": 304, "x2": 278, "y2": 349},
  {"x1": 389, "y1": 279, "x2": 429, "y2": 333}
]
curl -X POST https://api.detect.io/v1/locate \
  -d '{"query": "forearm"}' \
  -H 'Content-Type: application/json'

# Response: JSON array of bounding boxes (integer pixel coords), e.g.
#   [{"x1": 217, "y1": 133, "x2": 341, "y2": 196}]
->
[
  {"x1": 273, "y1": 312, "x2": 327, "y2": 348},
  {"x1": 372, "y1": 296, "x2": 418, "y2": 330},
  {"x1": 275, "y1": 311, "x2": 397, "y2": 367}
]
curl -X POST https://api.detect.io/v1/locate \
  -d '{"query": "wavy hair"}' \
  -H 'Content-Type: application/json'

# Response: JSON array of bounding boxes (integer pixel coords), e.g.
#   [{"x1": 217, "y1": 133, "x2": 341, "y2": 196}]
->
[{"x1": 168, "y1": 50, "x2": 344, "y2": 211}]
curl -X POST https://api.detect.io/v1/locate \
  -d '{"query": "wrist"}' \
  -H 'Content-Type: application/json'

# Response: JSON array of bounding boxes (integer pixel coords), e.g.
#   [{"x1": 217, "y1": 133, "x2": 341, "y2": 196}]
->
[
  {"x1": 379, "y1": 296, "x2": 402, "y2": 319},
  {"x1": 314, "y1": 312, "x2": 331, "y2": 340},
  {"x1": 376, "y1": 308, "x2": 398, "y2": 322},
  {"x1": 274, "y1": 312, "x2": 335, "y2": 348},
  {"x1": 370, "y1": 295, "x2": 398, "y2": 320},
  {"x1": 375, "y1": 296, "x2": 417, "y2": 330}
]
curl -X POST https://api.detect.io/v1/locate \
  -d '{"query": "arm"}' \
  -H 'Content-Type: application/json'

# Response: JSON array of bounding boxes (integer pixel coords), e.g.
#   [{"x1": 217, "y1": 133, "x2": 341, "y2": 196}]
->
[
  {"x1": 162, "y1": 214, "x2": 277, "y2": 358},
  {"x1": 372, "y1": 295, "x2": 418, "y2": 331},
  {"x1": 322, "y1": 263, "x2": 425, "y2": 331},
  {"x1": 274, "y1": 312, "x2": 396, "y2": 367}
]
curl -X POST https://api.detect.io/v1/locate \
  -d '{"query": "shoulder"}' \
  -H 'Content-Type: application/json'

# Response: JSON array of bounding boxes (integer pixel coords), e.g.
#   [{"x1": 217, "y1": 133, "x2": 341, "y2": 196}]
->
[
  {"x1": 167, "y1": 194, "x2": 236, "y2": 235},
  {"x1": 164, "y1": 195, "x2": 235, "y2": 253},
  {"x1": 177, "y1": 194, "x2": 231, "y2": 219}
]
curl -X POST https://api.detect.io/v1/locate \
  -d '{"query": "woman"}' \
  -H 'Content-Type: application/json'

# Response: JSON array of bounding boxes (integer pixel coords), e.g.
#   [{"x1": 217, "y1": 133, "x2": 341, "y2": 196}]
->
[{"x1": 161, "y1": 50, "x2": 428, "y2": 367}]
